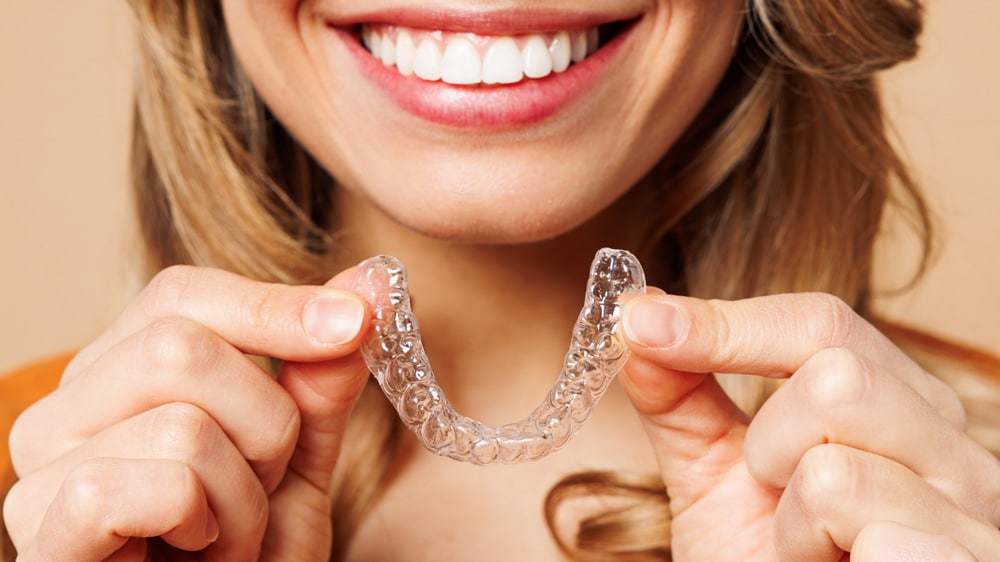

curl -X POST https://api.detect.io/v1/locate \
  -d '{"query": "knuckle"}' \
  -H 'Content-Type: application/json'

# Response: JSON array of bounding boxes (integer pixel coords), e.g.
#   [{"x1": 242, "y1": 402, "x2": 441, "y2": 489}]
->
[
  {"x1": 144, "y1": 403, "x2": 217, "y2": 461},
  {"x1": 799, "y1": 348, "x2": 870, "y2": 406},
  {"x1": 140, "y1": 317, "x2": 217, "y2": 376},
  {"x1": 8, "y1": 397, "x2": 65, "y2": 477},
  {"x1": 805, "y1": 293, "x2": 856, "y2": 349},
  {"x1": 238, "y1": 283, "x2": 288, "y2": 349},
  {"x1": 145, "y1": 265, "x2": 199, "y2": 315},
  {"x1": 162, "y1": 462, "x2": 205, "y2": 527},
  {"x1": 705, "y1": 299, "x2": 742, "y2": 369},
  {"x1": 2, "y1": 480, "x2": 31, "y2": 545},
  {"x1": 269, "y1": 392, "x2": 301, "y2": 453},
  {"x1": 7, "y1": 412, "x2": 33, "y2": 475},
  {"x1": 60, "y1": 460, "x2": 113, "y2": 526},
  {"x1": 932, "y1": 382, "x2": 967, "y2": 430},
  {"x1": 2, "y1": 480, "x2": 23, "y2": 520},
  {"x1": 245, "y1": 391, "x2": 300, "y2": 469},
  {"x1": 793, "y1": 444, "x2": 859, "y2": 515}
]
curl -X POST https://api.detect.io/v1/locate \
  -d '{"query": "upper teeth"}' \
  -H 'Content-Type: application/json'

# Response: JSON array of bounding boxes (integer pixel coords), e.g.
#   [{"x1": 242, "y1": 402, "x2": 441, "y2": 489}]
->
[{"x1": 361, "y1": 25, "x2": 600, "y2": 86}]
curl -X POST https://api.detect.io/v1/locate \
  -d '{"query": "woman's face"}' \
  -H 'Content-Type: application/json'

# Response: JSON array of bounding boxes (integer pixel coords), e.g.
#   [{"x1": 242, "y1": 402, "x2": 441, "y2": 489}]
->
[{"x1": 221, "y1": 1, "x2": 744, "y2": 243}]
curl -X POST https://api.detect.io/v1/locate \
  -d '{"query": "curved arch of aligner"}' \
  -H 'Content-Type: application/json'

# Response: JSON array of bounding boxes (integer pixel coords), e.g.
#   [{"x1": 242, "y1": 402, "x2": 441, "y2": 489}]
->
[{"x1": 351, "y1": 248, "x2": 646, "y2": 465}]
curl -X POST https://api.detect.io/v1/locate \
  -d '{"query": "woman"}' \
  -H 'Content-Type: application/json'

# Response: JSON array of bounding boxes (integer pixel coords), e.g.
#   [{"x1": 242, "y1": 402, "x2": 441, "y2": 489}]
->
[{"x1": 3, "y1": 0, "x2": 999, "y2": 560}]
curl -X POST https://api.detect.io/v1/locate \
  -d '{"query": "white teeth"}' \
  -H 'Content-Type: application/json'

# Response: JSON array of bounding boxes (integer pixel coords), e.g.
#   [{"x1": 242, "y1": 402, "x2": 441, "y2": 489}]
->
[
  {"x1": 365, "y1": 28, "x2": 383, "y2": 60},
  {"x1": 571, "y1": 32, "x2": 588, "y2": 63},
  {"x1": 521, "y1": 36, "x2": 553, "y2": 79},
  {"x1": 549, "y1": 31, "x2": 571, "y2": 73},
  {"x1": 362, "y1": 25, "x2": 604, "y2": 85},
  {"x1": 413, "y1": 39, "x2": 443, "y2": 81},
  {"x1": 395, "y1": 30, "x2": 416, "y2": 76},
  {"x1": 482, "y1": 37, "x2": 523, "y2": 85},
  {"x1": 441, "y1": 37, "x2": 482, "y2": 85},
  {"x1": 380, "y1": 35, "x2": 396, "y2": 66}
]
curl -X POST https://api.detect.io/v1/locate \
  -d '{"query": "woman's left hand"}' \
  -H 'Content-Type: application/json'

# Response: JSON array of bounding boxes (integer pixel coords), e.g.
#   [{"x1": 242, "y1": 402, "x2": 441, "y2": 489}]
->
[{"x1": 620, "y1": 291, "x2": 1000, "y2": 561}]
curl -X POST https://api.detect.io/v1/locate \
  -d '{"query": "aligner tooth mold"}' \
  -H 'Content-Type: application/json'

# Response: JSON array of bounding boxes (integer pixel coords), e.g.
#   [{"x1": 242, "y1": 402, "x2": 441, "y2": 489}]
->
[{"x1": 352, "y1": 248, "x2": 646, "y2": 465}]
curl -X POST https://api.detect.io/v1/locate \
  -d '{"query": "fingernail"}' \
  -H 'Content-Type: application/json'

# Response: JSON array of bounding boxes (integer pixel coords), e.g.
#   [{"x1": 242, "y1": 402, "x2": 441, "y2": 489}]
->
[
  {"x1": 624, "y1": 297, "x2": 688, "y2": 348},
  {"x1": 205, "y1": 510, "x2": 220, "y2": 543},
  {"x1": 303, "y1": 294, "x2": 366, "y2": 346}
]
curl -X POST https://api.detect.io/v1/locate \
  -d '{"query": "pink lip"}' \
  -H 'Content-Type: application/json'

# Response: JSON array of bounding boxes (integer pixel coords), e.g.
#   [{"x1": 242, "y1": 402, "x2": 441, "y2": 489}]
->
[
  {"x1": 327, "y1": 11, "x2": 638, "y2": 129},
  {"x1": 329, "y1": 8, "x2": 633, "y2": 34}
]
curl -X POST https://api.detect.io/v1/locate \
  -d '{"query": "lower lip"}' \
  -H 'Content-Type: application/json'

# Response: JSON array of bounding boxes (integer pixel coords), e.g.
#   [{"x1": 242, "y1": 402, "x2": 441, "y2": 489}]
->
[{"x1": 332, "y1": 24, "x2": 634, "y2": 129}]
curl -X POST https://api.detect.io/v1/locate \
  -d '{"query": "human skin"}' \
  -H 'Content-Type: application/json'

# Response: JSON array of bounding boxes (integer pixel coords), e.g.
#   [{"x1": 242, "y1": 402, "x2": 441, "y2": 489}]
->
[
  {"x1": 5, "y1": 1, "x2": 1000, "y2": 561},
  {"x1": 222, "y1": 0, "x2": 743, "y2": 244}
]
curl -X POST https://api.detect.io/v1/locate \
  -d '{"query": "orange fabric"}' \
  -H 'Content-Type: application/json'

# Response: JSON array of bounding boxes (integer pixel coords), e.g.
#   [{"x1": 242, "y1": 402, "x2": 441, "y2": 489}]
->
[{"x1": 0, "y1": 353, "x2": 72, "y2": 490}]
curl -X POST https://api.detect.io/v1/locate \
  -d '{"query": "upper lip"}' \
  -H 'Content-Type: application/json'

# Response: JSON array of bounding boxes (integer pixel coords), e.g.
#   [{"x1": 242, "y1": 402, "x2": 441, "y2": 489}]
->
[{"x1": 321, "y1": 5, "x2": 645, "y2": 35}]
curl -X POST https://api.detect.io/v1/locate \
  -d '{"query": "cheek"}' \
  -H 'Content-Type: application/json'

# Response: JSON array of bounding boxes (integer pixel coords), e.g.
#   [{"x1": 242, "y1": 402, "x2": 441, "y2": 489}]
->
[
  {"x1": 630, "y1": 1, "x2": 744, "y2": 146},
  {"x1": 222, "y1": 0, "x2": 347, "y2": 162}
]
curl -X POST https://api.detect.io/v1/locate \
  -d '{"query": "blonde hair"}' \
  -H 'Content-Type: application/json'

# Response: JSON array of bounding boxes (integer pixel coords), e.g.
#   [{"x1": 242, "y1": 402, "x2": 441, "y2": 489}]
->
[
  {"x1": 127, "y1": 0, "x2": 1000, "y2": 559},
  {"x1": 4, "y1": 1, "x2": 997, "y2": 560},
  {"x1": 630, "y1": 0, "x2": 929, "y2": 404}
]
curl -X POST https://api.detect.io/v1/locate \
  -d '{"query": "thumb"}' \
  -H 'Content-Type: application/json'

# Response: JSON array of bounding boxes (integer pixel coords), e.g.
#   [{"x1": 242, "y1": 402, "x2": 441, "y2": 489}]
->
[
  {"x1": 277, "y1": 266, "x2": 372, "y2": 492},
  {"x1": 619, "y1": 291, "x2": 749, "y2": 512}
]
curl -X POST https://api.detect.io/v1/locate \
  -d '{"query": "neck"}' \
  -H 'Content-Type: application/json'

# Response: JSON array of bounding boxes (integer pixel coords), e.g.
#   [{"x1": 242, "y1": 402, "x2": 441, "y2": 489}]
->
[{"x1": 334, "y1": 186, "x2": 645, "y2": 425}]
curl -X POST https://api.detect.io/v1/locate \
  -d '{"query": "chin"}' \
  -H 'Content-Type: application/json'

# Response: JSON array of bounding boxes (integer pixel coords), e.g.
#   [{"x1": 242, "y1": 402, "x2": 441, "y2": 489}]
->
[
  {"x1": 372, "y1": 189, "x2": 610, "y2": 245},
  {"x1": 332, "y1": 150, "x2": 632, "y2": 245}
]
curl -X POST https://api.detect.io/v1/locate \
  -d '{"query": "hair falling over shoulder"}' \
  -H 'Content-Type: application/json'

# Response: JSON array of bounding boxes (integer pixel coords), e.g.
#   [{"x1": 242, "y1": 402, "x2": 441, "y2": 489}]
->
[
  {"x1": 126, "y1": 1, "x2": 339, "y2": 285},
  {"x1": 42, "y1": 0, "x2": 991, "y2": 560}
]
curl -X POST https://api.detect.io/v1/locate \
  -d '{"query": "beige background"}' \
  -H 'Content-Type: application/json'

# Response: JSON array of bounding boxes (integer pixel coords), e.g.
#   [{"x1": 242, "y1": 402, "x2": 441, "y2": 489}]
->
[{"x1": 1, "y1": 1, "x2": 998, "y2": 373}]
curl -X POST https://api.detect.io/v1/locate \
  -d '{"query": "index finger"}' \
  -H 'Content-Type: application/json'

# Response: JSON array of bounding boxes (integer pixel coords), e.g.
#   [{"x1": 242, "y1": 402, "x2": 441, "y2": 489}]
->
[
  {"x1": 621, "y1": 292, "x2": 962, "y2": 419},
  {"x1": 65, "y1": 265, "x2": 370, "y2": 382}
]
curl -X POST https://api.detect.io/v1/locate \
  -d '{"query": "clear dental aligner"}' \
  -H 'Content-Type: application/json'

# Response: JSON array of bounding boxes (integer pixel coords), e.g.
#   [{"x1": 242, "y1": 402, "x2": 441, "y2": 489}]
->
[{"x1": 352, "y1": 248, "x2": 646, "y2": 465}]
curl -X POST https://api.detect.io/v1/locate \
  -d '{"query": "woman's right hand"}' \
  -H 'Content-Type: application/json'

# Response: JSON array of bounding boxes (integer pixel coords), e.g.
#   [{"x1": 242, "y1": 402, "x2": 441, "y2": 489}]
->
[{"x1": 3, "y1": 264, "x2": 372, "y2": 561}]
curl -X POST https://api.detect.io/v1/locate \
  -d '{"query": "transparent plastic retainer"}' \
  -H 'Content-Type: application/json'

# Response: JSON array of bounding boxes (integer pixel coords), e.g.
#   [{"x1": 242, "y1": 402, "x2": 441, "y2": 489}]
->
[{"x1": 352, "y1": 248, "x2": 646, "y2": 465}]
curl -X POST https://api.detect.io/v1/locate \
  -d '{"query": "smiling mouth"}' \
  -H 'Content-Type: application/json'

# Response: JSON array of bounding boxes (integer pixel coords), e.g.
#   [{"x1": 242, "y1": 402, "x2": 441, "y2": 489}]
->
[{"x1": 357, "y1": 20, "x2": 635, "y2": 86}]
